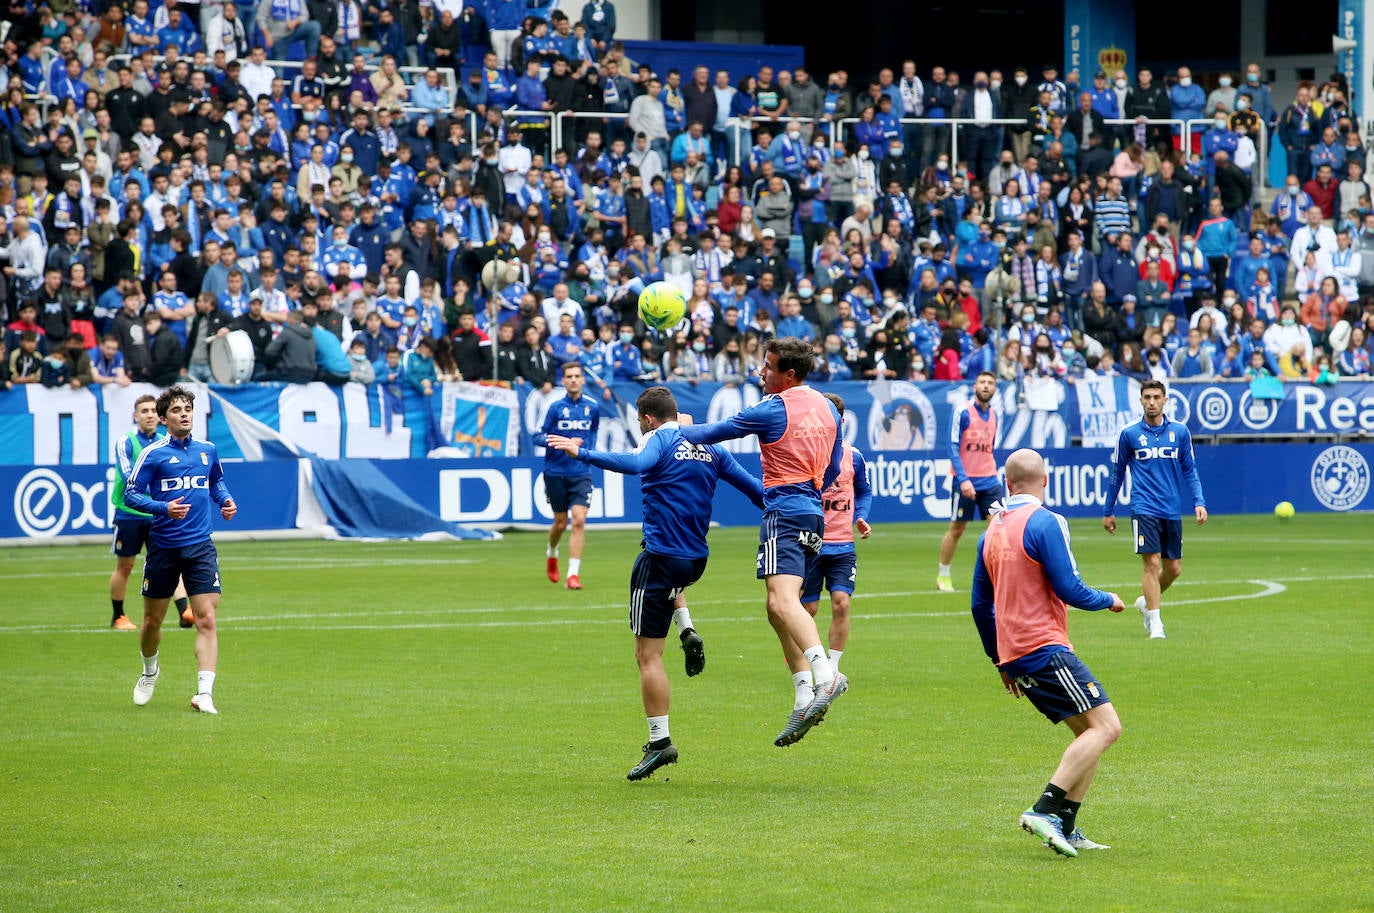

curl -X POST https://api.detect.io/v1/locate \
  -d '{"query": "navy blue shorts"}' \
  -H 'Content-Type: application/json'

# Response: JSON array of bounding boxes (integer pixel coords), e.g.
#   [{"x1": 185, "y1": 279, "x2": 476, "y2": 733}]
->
[
  {"x1": 1132, "y1": 515, "x2": 1183, "y2": 560},
  {"x1": 111, "y1": 516, "x2": 152, "y2": 558},
  {"x1": 629, "y1": 550, "x2": 708, "y2": 638},
  {"x1": 756, "y1": 511, "x2": 823, "y2": 580},
  {"x1": 1014, "y1": 651, "x2": 1111, "y2": 724},
  {"x1": 952, "y1": 481, "x2": 1005, "y2": 522},
  {"x1": 801, "y1": 551, "x2": 857, "y2": 603},
  {"x1": 545, "y1": 474, "x2": 593, "y2": 514},
  {"x1": 142, "y1": 539, "x2": 221, "y2": 600}
]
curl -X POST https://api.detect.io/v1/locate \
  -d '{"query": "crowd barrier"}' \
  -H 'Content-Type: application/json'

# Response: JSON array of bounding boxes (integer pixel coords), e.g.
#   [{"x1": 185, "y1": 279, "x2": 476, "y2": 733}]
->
[{"x1": 3, "y1": 441, "x2": 1369, "y2": 542}]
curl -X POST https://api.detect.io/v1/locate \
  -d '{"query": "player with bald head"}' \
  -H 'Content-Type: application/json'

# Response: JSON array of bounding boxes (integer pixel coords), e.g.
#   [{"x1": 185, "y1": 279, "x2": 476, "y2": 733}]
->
[{"x1": 972, "y1": 448, "x2": 1127, "y2": 857}]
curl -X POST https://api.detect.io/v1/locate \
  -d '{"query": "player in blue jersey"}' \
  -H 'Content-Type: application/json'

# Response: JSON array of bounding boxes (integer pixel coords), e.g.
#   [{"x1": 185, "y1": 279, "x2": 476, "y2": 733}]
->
[
  {"x1": 534, "y1": 362, "x2": 601, "y2": 589},
  {"x1": 678, "y1": 337, "x2": 848, "y2": 747},
  {"x1": 1102, "y1": 380, "x2": 1208, "y2": 639},
  {"x1": 108, "y1": 394, "x2": 191, "y2": 631},
  {"x1": 125, "y1": 386, "x2": 237, "y2": 715},
  {"x1": 548, "y1": 386, "x2": 764, "y2": 780},
  {"x1": 798, "y1": 393, "x2": 872, "y2": 702},
  {"x1": 972, "y1": 449, "x2": 1126, "y2": 857},
  {"x1": 938, "y1": 371, "x2": 1004, "y2": 593}
]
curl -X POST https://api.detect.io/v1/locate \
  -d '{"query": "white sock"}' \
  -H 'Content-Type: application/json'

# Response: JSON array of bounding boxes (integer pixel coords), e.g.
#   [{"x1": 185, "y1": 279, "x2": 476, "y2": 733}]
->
[
  {"x1": 197, "y1": 671, "x2": 215, "y2": 695},
  {"x1": 673, "y1": 605, "x2": 695, "y2": 633},
  {"x1": 829, "y1": 648, "x2": 843, "y2": 673},
  {"x1": 792, "y1": 671, "x2": 814, "y2": 710},
  {"x1": 568, "y1": 558, "x2": 581, "y2": 577},
  {"x1": 546, "y1": 545, "x2": 558, "y2": 558},
  {"x1": 938, "y1": 563, "x2": 952, "y2": 577},
  {"x1": 647, "y1": 714, "x2": 670, "y2": 743},
  {"x1": 142, "y1": 652, "x2": 159, "y2": 675},
  {"x1": 1145, "y1": 608, "x2": 1162, "y2": 626},
  {"x1": 805, "y1": 645, "x2": 835, "y2": 686}
]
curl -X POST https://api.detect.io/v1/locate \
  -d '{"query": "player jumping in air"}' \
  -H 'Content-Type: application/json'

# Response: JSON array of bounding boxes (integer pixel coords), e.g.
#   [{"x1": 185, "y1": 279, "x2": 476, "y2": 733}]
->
[
  {"x1": 547, "y1": 386, "x2": 764, "y2": 780},
  {"x1": 795, "y1": 393, "x2": 871, "y2": 709},
  {"x1": 124, "y1": 386, "x2": 236, "y2": 714},
  {"x1": 1102, "y1": 380, "x2": 1207, "y2": 639},
  {"x1": 109, "y1": 395, "x2": 191, "y2": 630},
  {"x1": 938, "y1": 371, "x2": 1004, "y2": 593},
  {"x1": 678, "y1": 337, "x2": 848, "y2": 747},
  {"x1": 972, "y1": 448, "x2": 1126, "y2": 857},
  {"x1": 535, "y1": 362, "x2": 601, "y2": 590}
]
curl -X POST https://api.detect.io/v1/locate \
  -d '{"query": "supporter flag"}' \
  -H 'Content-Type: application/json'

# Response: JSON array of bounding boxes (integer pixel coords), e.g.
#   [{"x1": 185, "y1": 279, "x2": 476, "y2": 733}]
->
[
  {"x1": 1076, "y1": 374, "x2": 1138, "y2": 448},
  {"x1": 438, "y1": 382, "x2": 520, "y2": 457}
]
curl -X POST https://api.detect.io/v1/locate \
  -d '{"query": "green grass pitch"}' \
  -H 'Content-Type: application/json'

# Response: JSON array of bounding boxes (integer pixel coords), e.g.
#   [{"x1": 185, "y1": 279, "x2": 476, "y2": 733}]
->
[{"x1": 1, "y1": 514, "x2": 1371, "y2": 912}]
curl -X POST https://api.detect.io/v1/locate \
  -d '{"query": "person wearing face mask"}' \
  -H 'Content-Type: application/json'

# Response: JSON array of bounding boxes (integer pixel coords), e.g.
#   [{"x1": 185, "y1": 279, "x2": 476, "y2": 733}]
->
[
  {"x1": 1206, "y1": 74, "x2": 1237, "y2": 118},
  {"x1": 1270, "y1": 176, "x2": 1315, "y2": 238},
  {"x1": 1168, "y1": 67, "x2": 1206, "y2": 151},
  {"x1": 1262, "y1": 304, "x2": 1310, "y2": 365},
  {"x1": 321, "y1": 224, "x2": 368, "y2": 290},
  {"x1": 1003, "y1": 67, "x2": 1039, "y2": 163},
  {"x1": 966, "y1": 71, "x2": 1003, "y2": 180},
  {"x1": 1124, "y1": 69, "x2": 1168, "y2": 149},
  {"x1": 1236, "y1": 64, "x2": 1277, "y2": 133},
  {"x1": 1201, "y1": 115, "x2": 1239, "y2": 177}
]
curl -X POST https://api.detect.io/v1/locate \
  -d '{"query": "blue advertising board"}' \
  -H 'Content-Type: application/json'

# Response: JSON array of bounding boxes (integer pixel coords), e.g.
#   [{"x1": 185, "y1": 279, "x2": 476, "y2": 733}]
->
[{"x1": 6, "y1": 443, "x2": 1365, "y2": 541}]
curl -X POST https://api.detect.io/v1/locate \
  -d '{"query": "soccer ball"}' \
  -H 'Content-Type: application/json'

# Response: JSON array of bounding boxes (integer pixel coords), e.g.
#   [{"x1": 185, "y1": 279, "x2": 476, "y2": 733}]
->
[
  {"x1": 1274, "y1": 501, "x2": 1296, "y2": 520},
  {"x1": 638, "y1": 281, "x2": 687, "y2": 331}
]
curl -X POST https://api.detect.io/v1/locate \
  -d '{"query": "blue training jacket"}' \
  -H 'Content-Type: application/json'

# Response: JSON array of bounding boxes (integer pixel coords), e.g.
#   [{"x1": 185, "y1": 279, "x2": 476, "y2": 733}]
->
[
  {"x1": 576, "y1": 422, "x2": 764, "y2": 559},
  {"x1": 1103, "y1": 418, "x2": 1206, "y2": 519},
  {"x1": 124, "y1": 434, "x2": 232, "y2": 548},
  {"x1": 535, "y1": 392, "x2": 601, "y2": 478}
]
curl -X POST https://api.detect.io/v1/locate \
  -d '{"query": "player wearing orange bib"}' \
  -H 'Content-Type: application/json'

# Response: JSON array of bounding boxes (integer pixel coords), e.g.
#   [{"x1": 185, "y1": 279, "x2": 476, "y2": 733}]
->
[
  {"x1": 938, "y1": 370, "x2": 1004, "y2": 592},
  {"x1": 792, "y1": 394, "x2": 872, "y2": 712},
  {"x1": 678, "y1": 337, "x2": 848, "y2": 747},
  {"x1": 971, "y1": 449, "x2": 1126, "y2": 857}
]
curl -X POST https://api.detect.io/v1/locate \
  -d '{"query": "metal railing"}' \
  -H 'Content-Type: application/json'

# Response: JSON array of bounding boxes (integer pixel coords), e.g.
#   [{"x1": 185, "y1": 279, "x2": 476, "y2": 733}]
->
[{"x1": 1181, "y1": 118, "x2": 1271, "y2": 188}]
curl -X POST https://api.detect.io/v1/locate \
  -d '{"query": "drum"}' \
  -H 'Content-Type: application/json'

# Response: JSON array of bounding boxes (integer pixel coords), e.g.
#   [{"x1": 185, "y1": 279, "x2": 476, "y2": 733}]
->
[{"x1": 209, "y1": 330, "x2": 255, "y2": 384}]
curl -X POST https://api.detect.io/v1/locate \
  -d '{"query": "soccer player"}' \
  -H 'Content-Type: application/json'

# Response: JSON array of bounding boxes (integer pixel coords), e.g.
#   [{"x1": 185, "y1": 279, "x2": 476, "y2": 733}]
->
[
  {"x1": 109, "y1": 395, "x2": 191, "y2": 631},
  {"x1": 1102, "y1": 379, "x2": 1208, "y2": 639},
  {"x1": 678, "y1": 337, "x2": 848, "y2": 747},
  {"x1": 125, "y1": 386, "x2": 237, "y2": 714},
  {"x1": 938, "y1": 370, "x2": 1004, "y2": 592},
  {"x1": 547, "y1": 386, "x2": 764, "y2": 780},
  {"x1": 796, "y1": 393, "x2": 871, "y2": 708},
  {"x1": 971, "y1": 448, "x2": 1126, "y2": 857},
  {"x1": 535, "y1": 361, "x2": 600, "y2": 589}
]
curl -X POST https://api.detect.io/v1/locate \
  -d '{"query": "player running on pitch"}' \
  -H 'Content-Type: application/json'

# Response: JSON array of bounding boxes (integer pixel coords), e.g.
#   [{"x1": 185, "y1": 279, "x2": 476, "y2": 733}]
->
[
  {"x1": 972, "y1": 448, "x2": 1126, "y2": 857},
  {"x1": 547, "y1": 386, "x2": 764, "y2": 780},
  {"x1": 793, "y1": 393, "x2": 871, "y2": 711},
  {"x1": 938, "y1": 371, "x2": 1004, "y2": 593},
  {"x1": 677, "y1": 337, "x2": 848, "y2": 747},
  {"x1": 125, "y1": 386, "x2": 236, "y2": 714},
  {"x1": 1102, "y1": 379, "x2": 1207, "y2": 639},
  {"x1": 109, "y1": 394, "x2": 191, "y2": 630},
  {"x1": 535, "y1": 362, "x2": 601, "y2": 590}
]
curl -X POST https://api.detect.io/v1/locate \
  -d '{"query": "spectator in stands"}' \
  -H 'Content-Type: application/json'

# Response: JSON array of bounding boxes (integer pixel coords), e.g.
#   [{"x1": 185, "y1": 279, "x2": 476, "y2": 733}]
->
[{"x1": 256, "y1": 0, "x2": 322, "y2": 60}]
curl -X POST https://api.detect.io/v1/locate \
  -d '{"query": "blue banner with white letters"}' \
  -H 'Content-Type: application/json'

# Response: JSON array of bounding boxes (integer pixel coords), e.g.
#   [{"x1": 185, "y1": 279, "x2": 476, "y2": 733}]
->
[
  {"x1": 1, "y1": 380, "x2": 1372, "y2": 472},
  {"x1": 5, "y1": 443, "x2": 1368, "y2": 541}
]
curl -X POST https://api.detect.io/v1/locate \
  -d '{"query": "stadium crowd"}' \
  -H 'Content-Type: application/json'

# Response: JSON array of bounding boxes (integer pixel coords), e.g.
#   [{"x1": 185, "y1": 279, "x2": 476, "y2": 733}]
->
[{"x1": 1, "y1": 0, "x2": 1373, "y2": 400}]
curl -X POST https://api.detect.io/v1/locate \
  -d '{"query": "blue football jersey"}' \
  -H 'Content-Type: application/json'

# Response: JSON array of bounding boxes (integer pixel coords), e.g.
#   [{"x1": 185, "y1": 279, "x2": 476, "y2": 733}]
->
[
  {"x1": 535, "y1": 393, "x2": 601, "y2": 478},
  {"x1": 125, "y1": 434, "x2": 232, "y2": 548},
  {"x1": 1104, "y1": 419, "x2": 1206, "y2": 518}
]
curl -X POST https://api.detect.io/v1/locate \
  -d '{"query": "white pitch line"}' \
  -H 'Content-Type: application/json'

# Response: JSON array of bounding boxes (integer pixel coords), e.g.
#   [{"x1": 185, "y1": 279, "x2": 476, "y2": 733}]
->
[{"x1": 0, "y1": 580, "x2": 1301, "y2": 636}]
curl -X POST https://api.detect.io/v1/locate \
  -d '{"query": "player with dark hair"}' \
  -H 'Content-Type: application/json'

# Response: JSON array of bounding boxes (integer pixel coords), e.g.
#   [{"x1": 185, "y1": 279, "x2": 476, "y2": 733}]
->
[
  {"x1": 535, "y1": 361, "x2": 601, "y2": 589},
  {"x1": 678, "y1": 337, "x2": 848, "y2": 747},
  {"x1": 109, "y1": 394, "x2": 191, "y2": 631},
  {"x1": 547, "y1": 386, "x2": 764, "y2": 780},
  {"x1": 972, "y1": 448, "x2": 1126, "y2": 857},
  {"x1": 1102, "y1": 379, "x2": 1207, "y2": 639},
  {"x1": 938, "y1": 370, "x2": 1004, "y2": 592},
  {"x1": 125, "y1": 386, "x2": 237, "y2": 714},
  {"x1": 794, "y1": 392, "x2": 871, "y2": 709}
]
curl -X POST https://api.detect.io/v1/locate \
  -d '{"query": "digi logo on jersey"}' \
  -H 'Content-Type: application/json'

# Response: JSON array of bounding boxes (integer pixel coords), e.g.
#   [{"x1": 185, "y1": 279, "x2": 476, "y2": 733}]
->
[
  {"x1": 1132, "y1": 446, "x2": 1179, "y2": 461},
  {"x1": 160, "y1": 476, "x2": 210, "y2": 491},
  {"x1": 822, "y1": 497, "x2": 853, "y2": 513},
  {"x1": 555, "y1": 419, "x2": 593, "y2": 433}
]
